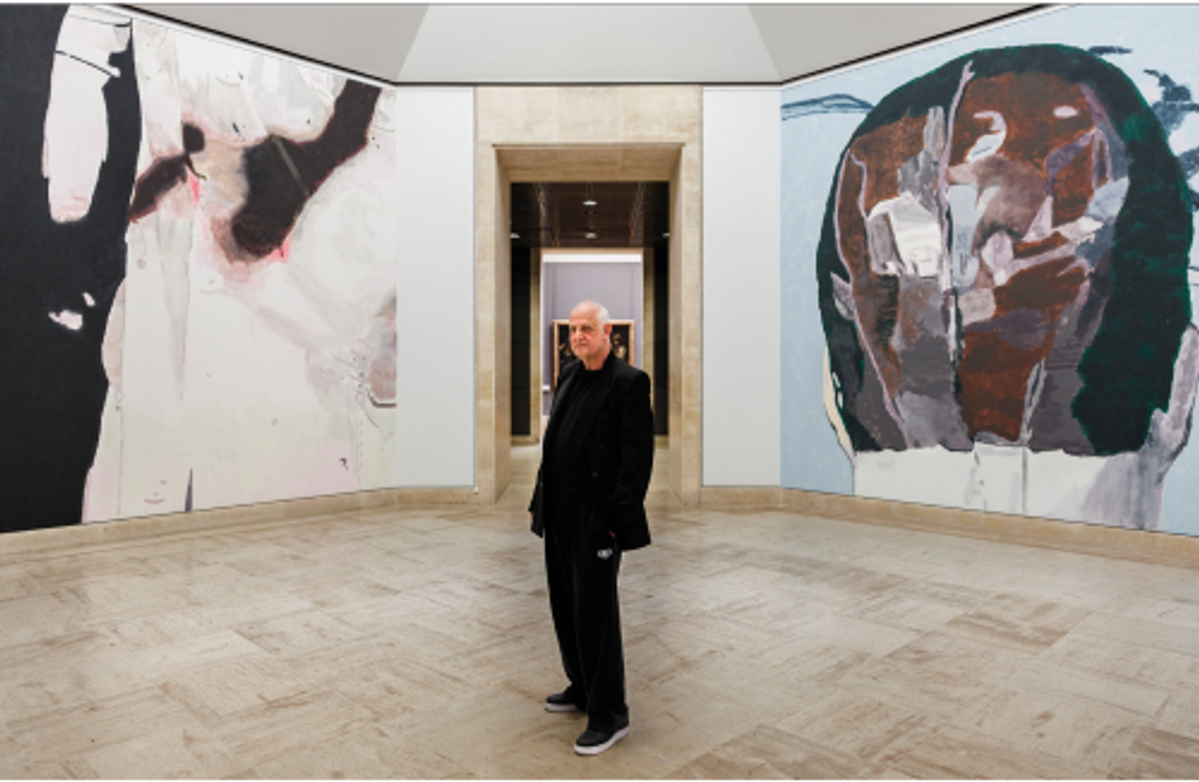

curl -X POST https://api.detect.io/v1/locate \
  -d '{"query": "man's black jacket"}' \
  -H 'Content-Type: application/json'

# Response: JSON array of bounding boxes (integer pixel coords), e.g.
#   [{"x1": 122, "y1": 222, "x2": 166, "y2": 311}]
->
[{"x1": 529, "y1": 351, "x2": 654, "y2": 551}]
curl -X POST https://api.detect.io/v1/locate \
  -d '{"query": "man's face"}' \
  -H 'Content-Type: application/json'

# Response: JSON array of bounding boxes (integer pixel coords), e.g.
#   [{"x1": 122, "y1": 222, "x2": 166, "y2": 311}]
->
[{"x1": 569, "y1": 305, "x2": 611, "y2": 367}]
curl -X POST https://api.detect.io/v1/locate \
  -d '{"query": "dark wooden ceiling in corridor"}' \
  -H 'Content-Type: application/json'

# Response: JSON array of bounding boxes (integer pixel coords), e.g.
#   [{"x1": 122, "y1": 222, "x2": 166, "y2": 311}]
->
[{"x1": 510, "y1": 182, "x2": 670, "y2": 250}]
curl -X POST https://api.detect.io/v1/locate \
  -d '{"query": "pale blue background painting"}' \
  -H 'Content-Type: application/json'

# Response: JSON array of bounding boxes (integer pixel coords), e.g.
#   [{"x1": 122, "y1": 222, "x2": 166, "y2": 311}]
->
[{"x1": 781, "y1": 5, "x2": 1199, "y2": 535}]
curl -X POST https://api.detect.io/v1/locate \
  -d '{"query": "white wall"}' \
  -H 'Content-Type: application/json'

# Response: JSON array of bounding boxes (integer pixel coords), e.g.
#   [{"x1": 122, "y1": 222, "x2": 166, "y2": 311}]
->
[
  {"x1": 395, "y1": 88, "x2": 476, "y2": 487},
  {"x1": 702, "y1": 87, "x2": 782, "y2": 487}
]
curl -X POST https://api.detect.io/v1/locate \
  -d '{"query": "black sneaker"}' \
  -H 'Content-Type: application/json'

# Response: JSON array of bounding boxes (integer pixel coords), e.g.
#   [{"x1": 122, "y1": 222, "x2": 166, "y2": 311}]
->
[
  {"x1": 544, "y1": 691, "x2": 582, "y2": 713},
  {"x1": 573, "y1": 721, "x2": 630, "y2": 755}
]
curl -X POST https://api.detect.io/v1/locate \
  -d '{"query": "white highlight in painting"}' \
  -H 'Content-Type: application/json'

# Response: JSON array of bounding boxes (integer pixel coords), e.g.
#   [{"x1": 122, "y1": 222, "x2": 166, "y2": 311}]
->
[
  {"x1": 867, "y1": 192, "x2": 944, "y2": 277},
  {"x1": 852, "y1": 325, "x2": 1199, "y2": 530},
  {"x1": 48, "y1": 309, "x2": 83, "y2": 331},
  {"x1": 966, "y1": 110, "x2": 1007, "y2": 161},
  {"x1": 43, "y1": 6, "x2": 130, "y2": 223}
]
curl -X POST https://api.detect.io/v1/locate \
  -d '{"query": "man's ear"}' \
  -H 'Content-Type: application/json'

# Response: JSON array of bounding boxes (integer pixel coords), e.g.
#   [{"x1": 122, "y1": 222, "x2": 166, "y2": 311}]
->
[{"x1": 603, "y1": 323, "x2": 613, "y2": 338}]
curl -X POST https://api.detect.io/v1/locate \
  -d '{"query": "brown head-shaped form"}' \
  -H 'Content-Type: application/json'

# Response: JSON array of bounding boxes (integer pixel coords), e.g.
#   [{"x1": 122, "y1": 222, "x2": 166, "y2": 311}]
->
[{"x1": 817, "y1": 45, "x2": 1193, "y2": 456}]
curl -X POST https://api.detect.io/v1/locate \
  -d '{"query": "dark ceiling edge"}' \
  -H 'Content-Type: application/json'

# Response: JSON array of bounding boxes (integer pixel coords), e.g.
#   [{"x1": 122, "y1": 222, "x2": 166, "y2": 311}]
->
[
  {"x1": 778, "y1": 4, "x2": 1054, "y2": 88},
  {"x1": 119, "y1": 3, "x2": 1051, "y2": 90}
]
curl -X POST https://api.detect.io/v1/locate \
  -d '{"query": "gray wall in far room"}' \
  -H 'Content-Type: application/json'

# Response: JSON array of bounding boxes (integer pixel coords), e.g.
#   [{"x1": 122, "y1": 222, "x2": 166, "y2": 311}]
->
[{"x1": 541, "y1": 258, "x2": 643, "y2": 417}]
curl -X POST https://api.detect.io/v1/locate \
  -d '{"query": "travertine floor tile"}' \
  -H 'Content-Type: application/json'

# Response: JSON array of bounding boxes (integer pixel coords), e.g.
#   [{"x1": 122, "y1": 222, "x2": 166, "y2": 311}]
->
[
  {"x1": 965, "y1": 686, "x2": 1144, "y2": 771},
  {"x1": 1071, "y1": 611, "x2": 1199, "y2": 657},
  {"x1": 776, "y1": 685, "x2": 944, "y2": 767},
  {"x1": 666, "y1": 722, "x2": 876, "y2": 779},
  {"x1": 941, "y1": 592, "x2": 1092, "y2": 653},
  {"x1": 210, "y1": 690, "x2": 376, "y2": 771},
  {"x1": 1151, "y1": 682, "x2": 1199, "y2": 742},
  {"x1": 8, "y1": 687, "x2": 199, "y2": 763},
  {"x1": 76, "y1": 722, "x2": 242, "y2": 779},
  {"x1": 1001, "y1": 658, "x2": 1171, "y2": 717},
  {"x1": 890, "y1": 724, "x2": 1105, "y2": 779},
  {"x1": 1108, "y1": 726, "x2": 1199, "y2": 778},
  {"x1": 160, "y1": 654, "x2": 313, "y2": 722},
  {"x1": 1038, "y1": 629, "x2": 1199, "y2": 690}
]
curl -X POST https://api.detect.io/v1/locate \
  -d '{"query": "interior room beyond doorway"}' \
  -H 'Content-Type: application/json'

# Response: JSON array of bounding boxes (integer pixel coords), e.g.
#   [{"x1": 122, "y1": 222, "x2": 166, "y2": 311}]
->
[{"x1": 509, "y1": 182, "x2": 671, "y2": 445}]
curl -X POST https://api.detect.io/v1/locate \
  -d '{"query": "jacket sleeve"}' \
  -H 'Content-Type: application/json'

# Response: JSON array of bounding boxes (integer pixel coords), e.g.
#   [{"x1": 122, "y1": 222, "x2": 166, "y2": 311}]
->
[
  {"x1": 529, "y1": 462, "x2": 545, "y2": 537},
  {"x1": 606, "y1": 370, "x2": 654, "y2": 545}
]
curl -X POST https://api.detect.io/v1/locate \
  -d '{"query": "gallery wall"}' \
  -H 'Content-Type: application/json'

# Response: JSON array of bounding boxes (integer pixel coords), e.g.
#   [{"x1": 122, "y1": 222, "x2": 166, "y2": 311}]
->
[
  {"x1": 702, "y1": 87, "x2": 782, "y2": 487},
  {"x1": 780, "y1": 5, "x2": 1199, "y2": 536},
  {"x1": 394, "y1": 88, "x2": 476, "y2": 489}
]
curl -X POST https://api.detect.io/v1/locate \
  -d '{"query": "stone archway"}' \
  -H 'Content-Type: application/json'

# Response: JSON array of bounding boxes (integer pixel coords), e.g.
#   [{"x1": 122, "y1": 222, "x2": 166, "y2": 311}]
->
[{"x1": 474, "y1": 87, "x2": 703, "y2": 505}]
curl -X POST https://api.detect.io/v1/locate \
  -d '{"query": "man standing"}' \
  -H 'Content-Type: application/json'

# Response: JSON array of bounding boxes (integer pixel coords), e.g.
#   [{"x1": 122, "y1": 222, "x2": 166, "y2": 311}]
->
[{"x1": 529, "y1": 300, "x2": 654, "y2": 756}]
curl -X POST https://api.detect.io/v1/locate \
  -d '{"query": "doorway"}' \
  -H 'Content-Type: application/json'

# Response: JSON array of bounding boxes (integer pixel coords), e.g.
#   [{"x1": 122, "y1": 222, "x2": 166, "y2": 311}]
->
[{"x1": 474, "y1": 86, "x2": 702, "y2": 506}]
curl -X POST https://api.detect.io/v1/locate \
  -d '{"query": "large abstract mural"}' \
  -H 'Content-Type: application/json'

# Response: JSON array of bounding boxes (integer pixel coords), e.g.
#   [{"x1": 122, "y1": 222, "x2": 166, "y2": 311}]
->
[
  {"x1": 0, "y1": 6, "x2": 397, "y2": 533},
  {"x1": 782, "y1": 6, "x2": 1199, "y2": 535}
]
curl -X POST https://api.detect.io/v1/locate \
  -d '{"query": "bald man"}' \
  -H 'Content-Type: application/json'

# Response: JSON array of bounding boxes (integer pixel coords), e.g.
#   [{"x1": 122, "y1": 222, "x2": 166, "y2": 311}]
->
[{"x1": 529, "y1": 300, "x2": 654, "y2": 755}]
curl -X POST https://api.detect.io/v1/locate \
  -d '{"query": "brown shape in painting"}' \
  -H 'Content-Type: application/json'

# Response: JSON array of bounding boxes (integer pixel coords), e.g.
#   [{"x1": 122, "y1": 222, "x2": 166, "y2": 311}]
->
[{"x1": 832, "y1": 63, "x2": 1135, "y2": 451}]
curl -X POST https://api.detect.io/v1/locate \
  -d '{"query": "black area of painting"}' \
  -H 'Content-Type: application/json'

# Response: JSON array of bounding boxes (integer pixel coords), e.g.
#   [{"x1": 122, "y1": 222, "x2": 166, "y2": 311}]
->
[
  {"x1": 128, "y1": 124, "x2": 203, "y2": 223},
  {"x1": 0, "y1": 6, "x2": 141, "y2": 533},
  {"x1": 229, "y1": 80, "x2": 381, "y2": 258}
]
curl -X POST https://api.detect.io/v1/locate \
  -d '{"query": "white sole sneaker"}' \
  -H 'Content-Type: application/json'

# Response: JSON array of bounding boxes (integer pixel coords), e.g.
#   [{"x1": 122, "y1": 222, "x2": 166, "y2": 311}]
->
[{"x1": 574, "y1": 725, "x2": 629, "y2": 756}]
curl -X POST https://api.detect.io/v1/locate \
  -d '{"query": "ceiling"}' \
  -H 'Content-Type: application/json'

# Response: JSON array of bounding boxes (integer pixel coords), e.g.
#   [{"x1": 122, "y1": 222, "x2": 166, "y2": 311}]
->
[
  {"x1": 117, "y1": 3, "x2": 1044, "y2": 251},
  {"x1": 123, "y1": 4, "x2": 1043, "y2": 86},
  {"x1": 510, "y1": 182, "x2": 671, "y2": 250}
]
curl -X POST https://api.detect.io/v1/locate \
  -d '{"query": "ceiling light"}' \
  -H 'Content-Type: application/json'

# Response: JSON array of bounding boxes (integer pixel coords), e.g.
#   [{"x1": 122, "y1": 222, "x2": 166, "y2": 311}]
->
[
  {"x1": 585, "y1": 232, "x2": 597, "y2": 239},
  {"x1": 584, "y1": 199, "x2": 597, "y2": 207}
]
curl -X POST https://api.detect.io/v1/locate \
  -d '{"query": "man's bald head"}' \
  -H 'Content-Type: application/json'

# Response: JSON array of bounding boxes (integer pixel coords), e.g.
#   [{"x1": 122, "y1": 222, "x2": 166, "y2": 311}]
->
[{"x1": 569, "y1": 300, "x2": 613, "y2": 370}]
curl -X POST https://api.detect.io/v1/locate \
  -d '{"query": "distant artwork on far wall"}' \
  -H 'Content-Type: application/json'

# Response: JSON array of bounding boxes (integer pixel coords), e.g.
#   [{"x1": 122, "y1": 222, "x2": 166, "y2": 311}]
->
[{"x1": 553, "y1": 319, "x2": 634, "y2": 386}]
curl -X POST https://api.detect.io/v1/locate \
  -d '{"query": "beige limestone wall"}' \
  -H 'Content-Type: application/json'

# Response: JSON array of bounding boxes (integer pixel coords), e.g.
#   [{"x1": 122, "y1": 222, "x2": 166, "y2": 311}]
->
[
  {"x1": 476, "y1": 86, "x2": 702, "y2": 505},
  {"x1": 666, "y1": 139, "x2": 703, "y2": 506}
]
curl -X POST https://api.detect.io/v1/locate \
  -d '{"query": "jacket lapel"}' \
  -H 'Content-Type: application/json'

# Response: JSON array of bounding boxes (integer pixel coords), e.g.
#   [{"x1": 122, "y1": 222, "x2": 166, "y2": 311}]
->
[{"x1": 543, "y1": 362, "x2": 579, "y2": 451}]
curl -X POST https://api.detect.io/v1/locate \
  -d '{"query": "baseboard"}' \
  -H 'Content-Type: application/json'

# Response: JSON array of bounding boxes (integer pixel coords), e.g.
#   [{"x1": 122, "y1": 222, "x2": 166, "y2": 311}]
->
[
  {"x1": 0, "y1": 486, "x2": 478, "y2": 560},
  {"x1": 699, "y1": 486, "x2": 784, "y2": 507},
  {"x1": 781, "y1": 488, "x2": 1199, "y2": 570},
  {"x1": 390, "y1": 488, "x2": 479, "y2": 505},
  {"x1": 9, "y1": 483, "x2": 1197, "y2": 570}
]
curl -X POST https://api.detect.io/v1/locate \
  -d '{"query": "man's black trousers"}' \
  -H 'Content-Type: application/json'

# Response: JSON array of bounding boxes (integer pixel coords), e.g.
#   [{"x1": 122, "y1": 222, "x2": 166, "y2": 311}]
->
[{"x1": 543, "y1": 487, "x2": 628, "y2": 733}]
